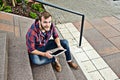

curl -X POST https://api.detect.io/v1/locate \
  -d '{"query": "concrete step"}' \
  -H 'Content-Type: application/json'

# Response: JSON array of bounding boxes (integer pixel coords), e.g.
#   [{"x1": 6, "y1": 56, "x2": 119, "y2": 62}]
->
[
  {"x1": 53, "y1": 54, "x2": 76, "y2": 80},
  {"x1": 71, "y1": 57, "x2": 87, "y2": 80},
  {"x1": 7, "y1": 37, "x2": 33, "y2": 80},
  {"x1": 31, "y1": 63, "x2": 57, "y2": 80},
  {"x1": 0, "y1": 33, "x2": 8, "y2": 80}
]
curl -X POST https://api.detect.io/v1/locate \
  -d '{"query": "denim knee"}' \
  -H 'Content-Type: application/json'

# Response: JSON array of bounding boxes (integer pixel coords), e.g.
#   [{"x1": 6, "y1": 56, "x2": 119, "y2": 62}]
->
[
  {"x1": 29, "y1": 54, "x2": 55, "y2": 65},
  {"x1": 61, "y1": 39, "x2": 69, "y2": 47}
]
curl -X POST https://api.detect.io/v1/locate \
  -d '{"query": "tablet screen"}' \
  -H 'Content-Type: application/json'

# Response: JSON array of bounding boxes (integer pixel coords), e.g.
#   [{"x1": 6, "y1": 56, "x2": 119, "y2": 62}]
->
[{"x1": 52, "y1": 50, "x2": 64, "y2": 55}]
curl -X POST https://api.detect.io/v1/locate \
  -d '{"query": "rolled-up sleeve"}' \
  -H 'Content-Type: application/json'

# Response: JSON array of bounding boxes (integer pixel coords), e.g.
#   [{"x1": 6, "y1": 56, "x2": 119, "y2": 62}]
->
[
  {"x1": 52, "y1": 26, "x2": 59, "y2": 39},
  {"x1": 26, "y1": 31, "x2": 36, "y2": 53}
]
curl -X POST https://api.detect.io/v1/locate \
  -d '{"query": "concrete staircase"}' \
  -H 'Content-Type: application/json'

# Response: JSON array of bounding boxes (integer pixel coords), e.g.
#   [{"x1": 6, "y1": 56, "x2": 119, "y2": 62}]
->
[
  {"x1": 0, "y1": 12, "x2": 87, "y2": 80},
  {"x1": 0, "y1": 30, "x2": 87, "y2": 80},
  {"x1": 0, "y1": 31, "x2": 33, "y2": 80},
  {"x1": 0, "y1": 33, "x2": 8, "y2": 80}
]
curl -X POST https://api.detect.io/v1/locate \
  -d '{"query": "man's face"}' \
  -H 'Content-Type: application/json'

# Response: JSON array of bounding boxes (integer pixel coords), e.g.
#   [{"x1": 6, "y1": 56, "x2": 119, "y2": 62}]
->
[{"x1": 40, "y1": 16, "x2": 52, "y2": 31}]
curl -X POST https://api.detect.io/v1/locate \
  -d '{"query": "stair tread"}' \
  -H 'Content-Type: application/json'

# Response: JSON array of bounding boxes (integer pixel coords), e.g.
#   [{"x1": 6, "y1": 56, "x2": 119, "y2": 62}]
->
[
  {"x1": 0, "y1": 33, "x2": 8, "y2": 80},
  {"x1": 71, "y1": 57, "x2": 87, "y2": 80},
  {"x1": 54, "y1": 54, "x2": 76, "y2": 80},
  {"x1": 7, "y1": 37, "x2": 33, "y2": 80},
  {"x1": 31, "y1": 63, "x2": 57, "y2": 80}
]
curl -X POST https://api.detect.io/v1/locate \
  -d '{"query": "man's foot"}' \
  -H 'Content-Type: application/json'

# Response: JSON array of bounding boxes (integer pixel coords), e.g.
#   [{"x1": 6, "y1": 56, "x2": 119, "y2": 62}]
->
[
  {"x1": 68, "y1": 61, "x2": 79, "y2": 69},
  {"x1": 54, "y1": 58, "x2": 62, "y2": 72}
]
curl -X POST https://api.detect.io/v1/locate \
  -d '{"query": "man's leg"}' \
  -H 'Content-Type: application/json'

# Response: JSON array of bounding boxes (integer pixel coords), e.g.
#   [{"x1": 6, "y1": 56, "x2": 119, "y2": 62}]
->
[
  {"x1": 29, "y1": 46, "x2": 55, "y2": 65},
  {"x1": 29, "y1": 54, "x2": 55, "y2": 65},
  {"x1": 46, "y1": 39, "x2": 78, "y2": 70},
  {"x1": 45, "y1": 40, "x2": 62, "y2": 72},
  {"x1": 60, "y1": 39, "x2": 79, "y2": 69},
  {"x1": 60, "y1": 39, "x2": 72, "y2": 61}
]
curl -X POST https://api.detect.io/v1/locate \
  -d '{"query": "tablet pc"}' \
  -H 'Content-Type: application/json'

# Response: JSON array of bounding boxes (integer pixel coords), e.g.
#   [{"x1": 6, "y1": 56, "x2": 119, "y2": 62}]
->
[{"x1": 52, "y1": 49, "x2": 66, "y2": 56}]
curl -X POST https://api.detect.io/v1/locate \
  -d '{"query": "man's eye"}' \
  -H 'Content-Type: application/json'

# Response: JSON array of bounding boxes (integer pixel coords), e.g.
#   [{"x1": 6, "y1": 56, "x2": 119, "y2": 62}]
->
[
  {"x1": 43, "y1": 21, "x2": 51, "y2": 23},
  {"x1": 43, "y1": 21, "x2": 47, "y2": 23}
]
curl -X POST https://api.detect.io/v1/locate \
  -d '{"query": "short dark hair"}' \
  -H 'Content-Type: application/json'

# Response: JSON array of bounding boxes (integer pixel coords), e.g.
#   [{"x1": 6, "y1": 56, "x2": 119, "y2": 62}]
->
[{"x1": 38, "y1": 11, "x2": 52, "y2": 21}]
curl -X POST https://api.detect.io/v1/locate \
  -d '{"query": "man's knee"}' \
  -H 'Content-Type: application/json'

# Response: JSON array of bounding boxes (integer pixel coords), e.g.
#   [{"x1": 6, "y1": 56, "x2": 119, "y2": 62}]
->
[{"x1": 61, "y1": 39, "x2": 69, "y2": 46}]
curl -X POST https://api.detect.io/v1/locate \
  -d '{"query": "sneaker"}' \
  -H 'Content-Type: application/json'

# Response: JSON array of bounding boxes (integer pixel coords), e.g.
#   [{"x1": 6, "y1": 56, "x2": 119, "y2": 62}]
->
[
  {"x1": 68, "y1": 61, "x2": 79, "y2": 69},
  {"x1": 54, "y1": 58, "x2": 62, "y2": 72}
]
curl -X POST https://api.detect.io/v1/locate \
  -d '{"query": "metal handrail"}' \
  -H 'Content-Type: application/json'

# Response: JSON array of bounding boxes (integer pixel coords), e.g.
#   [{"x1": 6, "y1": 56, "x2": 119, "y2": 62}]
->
[{"x1": 36, "y1": 0, "x2": 85, "y2": 46}]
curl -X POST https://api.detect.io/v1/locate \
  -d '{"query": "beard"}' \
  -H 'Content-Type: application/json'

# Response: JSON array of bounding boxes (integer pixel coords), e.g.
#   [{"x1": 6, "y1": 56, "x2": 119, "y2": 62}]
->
[{"x1": 41, "y1": 24, "x2": 50, "y2": 31}]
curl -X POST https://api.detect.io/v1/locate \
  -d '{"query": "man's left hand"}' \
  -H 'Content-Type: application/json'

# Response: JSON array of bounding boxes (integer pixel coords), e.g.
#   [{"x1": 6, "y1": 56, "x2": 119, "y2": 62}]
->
[{"x1": 58, "y1": 45, "x2": 64, "y2": 50}]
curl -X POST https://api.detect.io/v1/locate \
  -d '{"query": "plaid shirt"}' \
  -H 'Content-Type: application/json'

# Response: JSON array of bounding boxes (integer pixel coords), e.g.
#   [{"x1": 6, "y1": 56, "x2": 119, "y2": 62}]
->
[{"x1": 26, "y1": 20, "x2": 59, "y2": 53}]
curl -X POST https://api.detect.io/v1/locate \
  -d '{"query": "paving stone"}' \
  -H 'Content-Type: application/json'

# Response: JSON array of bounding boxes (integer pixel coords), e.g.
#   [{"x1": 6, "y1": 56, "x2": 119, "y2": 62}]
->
[
  {"x1": 81, "y1": 42, "x2": 94, "y2": 51},
  {"x1": 114, "y1": 15, "x2": 120, "y2": 19},
  {"x1": 85, "y1": 50, "x2": 100, "y2": 59},
  {"x1": 89, "y1": 38, "x2": 120, "y2": 56},
  {"x1": 70, "y1": 45, "x2": 83, "y2": 53},
  {"x1": 73, "y1": 52, "x2": 89, "y2": 62},
  {"x1": 58, "y1": 28, "x2": 69, "y2": 34},
  {"x1": 73, "y1": 20, "x2": 94, "y2": 31},
  {"x1": 92, "y1": 58, "x2": 109, "y2": 70},
  {"x1": 90, "y1": 18, "x2": 110, "y2": 27},
  {"x1": 72, "y1": 53, "x2": 93, "y2": 80},
  {"x1": 103, "y1": 52, "x2": 120, "y2": 78},
  {"x1": 109, "y1": 36, "x2": 120, "y2": 49},
  {"x1": 82, "y1": 37, "x2": 89, "y2": 44},
  {"x1": 65, "y1": 23, "x2": 78, "y2": 32},
  {"x1": 62, "y1": 32, "x2": 73, "y2": 39},
  {"x1": 103, "y1": 16, "x2": 120, "y2": 25},
  {"x1": 99, "y1": 68, "x2": 118, "y2": 80},
  {"x1": 71, "y1": 31, "x2": 80, "y2": 38},
  {"x1": 73, "y1": 37, "x2": 88, "y2": 46},
  {"x1": 89, "y1": 71, "x2": 104, "y2": 80},
  {"x1": 83, "y1": 28, "x2": 105, "y2": 41},
  {"x1": 56, "y1": 23, "x2": 67, "y2": 29},
  {"x1": 99, "y1": 27, "x2": 120, "y2": 38},
  {"x1": 112, "y1": 23, "x2": 120, "y2": 32},
  {"x1": 67, "y1": 38, "x2": 78, "y2": 46},
  {"x1": 83, "y1": 28, "x2": 119, "y2": 56},
  {"x1": 0, "y1": 33, "x2": 8, "y2": 80},
  {"x1": 82, "y1": 61, "x2": 96, "y2": 72},
  {"x1": 90, "y1": 18, "x2": 120, "y2": 38}
]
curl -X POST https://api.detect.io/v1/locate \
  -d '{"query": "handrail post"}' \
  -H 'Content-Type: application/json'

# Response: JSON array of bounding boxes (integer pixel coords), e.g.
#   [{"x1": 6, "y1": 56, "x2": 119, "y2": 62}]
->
[{"x1": 79, "y1": 15, "x2": 85, "y2": 46}]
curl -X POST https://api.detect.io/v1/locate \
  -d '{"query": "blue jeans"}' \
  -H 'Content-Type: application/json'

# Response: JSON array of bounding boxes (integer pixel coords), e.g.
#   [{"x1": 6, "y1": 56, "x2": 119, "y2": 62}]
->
[{"x1": 29, "y1": 39, "x2": 72, "y2": 65}]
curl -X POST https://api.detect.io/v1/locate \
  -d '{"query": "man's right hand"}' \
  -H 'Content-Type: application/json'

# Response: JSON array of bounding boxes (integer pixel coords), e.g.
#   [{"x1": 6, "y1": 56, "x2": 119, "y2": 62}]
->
[
  {"x1": 44, "y1": 51, "x2": 53, "y2": 58},
  {"x1": 28, "y1": 0, "x2": 35, "y2": 2}
]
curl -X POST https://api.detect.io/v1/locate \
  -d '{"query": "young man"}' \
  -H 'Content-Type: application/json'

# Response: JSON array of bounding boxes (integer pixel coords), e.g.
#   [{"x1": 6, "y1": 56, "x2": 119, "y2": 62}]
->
[{"x1": 26, "y1": 11, "x2": 78, "y2": 72}]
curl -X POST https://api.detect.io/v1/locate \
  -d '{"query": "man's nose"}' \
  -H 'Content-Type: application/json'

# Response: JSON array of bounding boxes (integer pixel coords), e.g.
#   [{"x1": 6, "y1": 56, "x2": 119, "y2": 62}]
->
[{"x1": 46, "y1": 22, "x2": 50, "y2": 26}]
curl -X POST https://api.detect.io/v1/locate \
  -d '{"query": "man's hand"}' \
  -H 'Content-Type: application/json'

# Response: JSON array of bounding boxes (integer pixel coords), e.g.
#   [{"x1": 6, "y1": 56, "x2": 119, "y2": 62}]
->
[
  {"x1": 58, "y1": 45, "x2": 64, "y2": 50},
  {"x1": 44, "y1": 51, "x2": 53, "y2": 58},
  {"x1": 28, "y1": 0, "x2": 35, "y2": 2}
]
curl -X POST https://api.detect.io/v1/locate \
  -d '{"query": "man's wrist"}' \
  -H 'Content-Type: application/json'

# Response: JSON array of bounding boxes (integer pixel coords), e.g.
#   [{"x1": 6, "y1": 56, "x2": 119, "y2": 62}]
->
[
  {"x1": 42, "y1": 53, "x2": 46, "y2": 57},
  {"x1": 57, "y1": 45, "x2": 61, "y2": 48}
]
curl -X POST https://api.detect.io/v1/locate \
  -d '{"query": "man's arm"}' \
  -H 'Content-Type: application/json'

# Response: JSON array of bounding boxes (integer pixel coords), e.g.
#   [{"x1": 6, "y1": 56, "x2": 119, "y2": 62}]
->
[
  {"x1": 54, "y1": 37, "x2": 64, "y2": 49},
  {"x1": 31, "y1": 50, "x2": 53, "y2": 58}
]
